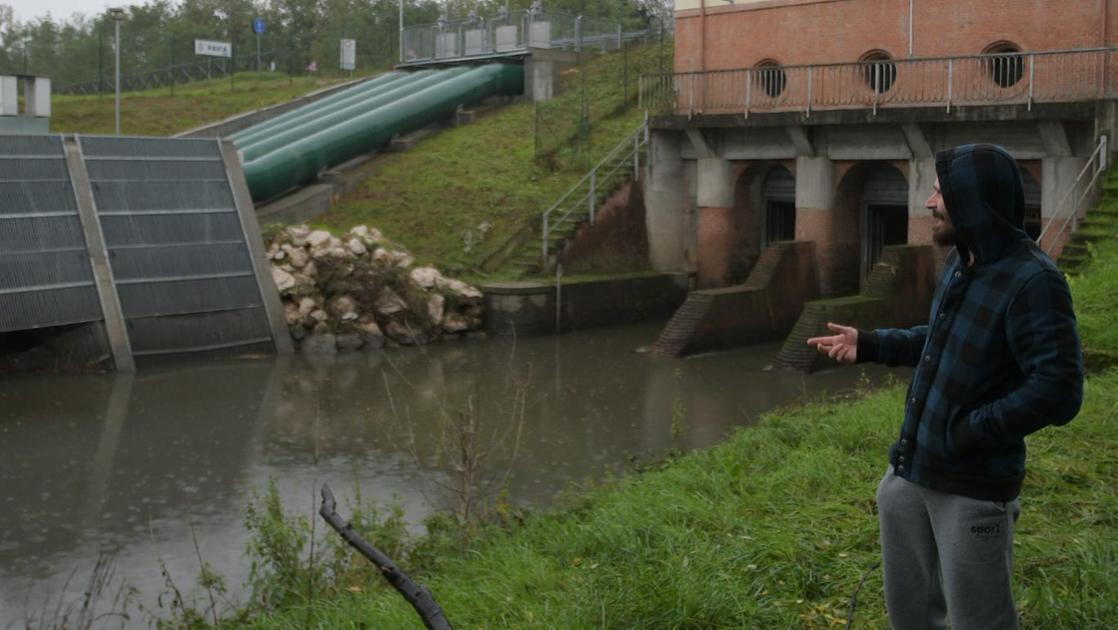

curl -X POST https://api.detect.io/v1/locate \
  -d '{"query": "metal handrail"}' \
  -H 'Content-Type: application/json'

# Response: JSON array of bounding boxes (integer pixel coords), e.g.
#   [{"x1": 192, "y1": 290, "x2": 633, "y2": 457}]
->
[
  {"x1": 1039, "y1": 135, "x2": 1109, "y2": 255},
  {"x1": 540, "y1": 121, "x2": 648, "y2": 266},
  {"x1": 639, "y1": 47, "x2": 1118, "y2": 118}
]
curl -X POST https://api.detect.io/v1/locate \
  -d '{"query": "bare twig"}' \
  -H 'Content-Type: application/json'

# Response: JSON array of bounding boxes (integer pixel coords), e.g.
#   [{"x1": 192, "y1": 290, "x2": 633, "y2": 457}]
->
[{"x1": 318, "y1": 485, "x2": 453, "y2": 630}]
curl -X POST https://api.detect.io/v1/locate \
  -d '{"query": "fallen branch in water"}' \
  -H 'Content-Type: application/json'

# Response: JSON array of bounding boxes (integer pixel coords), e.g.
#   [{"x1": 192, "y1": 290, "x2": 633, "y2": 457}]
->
[{"x1": 318, "y1": 485, "x2": 453, "y2": 630}]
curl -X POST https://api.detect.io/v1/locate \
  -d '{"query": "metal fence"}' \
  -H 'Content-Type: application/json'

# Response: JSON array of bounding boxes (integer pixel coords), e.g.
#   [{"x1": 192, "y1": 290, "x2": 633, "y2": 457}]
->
[
  {"x1": 1040, "y1": 135, "x2": 1109, "y2": 256},
  {"x1": 59, "y1": 51, "x2": 281, "y2": 95},
  {"x1": 640, "y1": 48, "x2": 1118, "y2": 118},
  {"x1": 402, "y1": 10, "x2": 623, "y2": 63},
  {"x1": 540, "y1": 121, "x2": 647, "y2": 268}
]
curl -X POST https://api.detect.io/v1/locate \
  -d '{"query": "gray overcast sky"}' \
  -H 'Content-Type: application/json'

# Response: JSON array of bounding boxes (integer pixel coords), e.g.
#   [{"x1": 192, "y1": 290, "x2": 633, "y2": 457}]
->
[{"x1": 7, "y1": 0, "x2": 148, "y2": 23}]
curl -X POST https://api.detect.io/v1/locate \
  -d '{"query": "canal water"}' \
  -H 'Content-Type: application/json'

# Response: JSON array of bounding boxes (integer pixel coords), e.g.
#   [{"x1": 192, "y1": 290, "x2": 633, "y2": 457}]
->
[{"x1": 0, "y1": 323, "x2": 903, "y2": 627}]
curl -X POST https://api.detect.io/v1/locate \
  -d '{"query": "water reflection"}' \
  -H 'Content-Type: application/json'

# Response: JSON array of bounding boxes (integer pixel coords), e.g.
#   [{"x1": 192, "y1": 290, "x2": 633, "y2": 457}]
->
[{"x1": 0, "y1": 323, "x2": 903, "y2": 627}]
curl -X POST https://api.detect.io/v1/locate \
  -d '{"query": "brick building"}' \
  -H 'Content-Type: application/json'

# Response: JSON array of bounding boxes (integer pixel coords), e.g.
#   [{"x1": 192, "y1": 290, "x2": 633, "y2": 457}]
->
[{"x1": 645, "y1": 0, "x2": 1118, "y2": 297}]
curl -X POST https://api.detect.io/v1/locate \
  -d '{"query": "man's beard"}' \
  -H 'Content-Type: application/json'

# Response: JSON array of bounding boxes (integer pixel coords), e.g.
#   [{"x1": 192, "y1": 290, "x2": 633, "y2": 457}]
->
[{"x1": 933, "y1": 227, "x2": 957, "y2": 247}]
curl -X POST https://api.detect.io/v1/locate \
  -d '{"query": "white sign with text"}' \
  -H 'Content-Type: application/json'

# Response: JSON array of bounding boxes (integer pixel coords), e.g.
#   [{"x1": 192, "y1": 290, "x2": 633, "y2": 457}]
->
[{"x1": 194, "y1": 39, "x2": 232, "y2": 58}]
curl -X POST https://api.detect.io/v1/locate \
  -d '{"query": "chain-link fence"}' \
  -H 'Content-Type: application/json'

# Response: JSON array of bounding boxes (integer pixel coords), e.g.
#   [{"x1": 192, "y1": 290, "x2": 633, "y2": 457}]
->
[{"x1": 533, "y1": 27, "x2": 673, "y2": 168}]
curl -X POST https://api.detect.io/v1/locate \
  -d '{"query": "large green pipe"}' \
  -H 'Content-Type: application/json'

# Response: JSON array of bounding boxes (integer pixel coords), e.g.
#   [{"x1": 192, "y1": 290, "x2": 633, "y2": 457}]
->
[
  {"x1": 229, "y1": 71, "x2": 404, "y2": 144},
  {"x1": 240, "y1": 68, "x2": 463, "y2": 162},
  {"x1": 233, "y1": 73, "x2": 413, "y2": 150},
  {"x1": 244, "y1": 64, "x2": 523, "y2": 202}
]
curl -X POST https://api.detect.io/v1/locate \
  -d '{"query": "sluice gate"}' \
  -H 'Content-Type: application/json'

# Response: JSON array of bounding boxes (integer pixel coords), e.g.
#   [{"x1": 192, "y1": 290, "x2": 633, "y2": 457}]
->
[{"x1": 0, "y1": 134, "x2": 290, "y2": 371}]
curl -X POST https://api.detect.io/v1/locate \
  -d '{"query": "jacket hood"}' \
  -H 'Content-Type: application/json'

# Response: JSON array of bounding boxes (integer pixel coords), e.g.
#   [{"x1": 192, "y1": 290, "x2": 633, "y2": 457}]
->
[{"x1": 935, "y1": 144, "x2": 1029, "y2": 265}]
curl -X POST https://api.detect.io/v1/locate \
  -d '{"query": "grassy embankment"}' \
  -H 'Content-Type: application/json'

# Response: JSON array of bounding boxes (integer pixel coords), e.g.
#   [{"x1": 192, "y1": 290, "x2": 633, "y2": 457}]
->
[
  {"x1": 312, "y1": 44, "x2": 662, "y2": 276},
  {"x1": 238, "y1": 242, "x2": 1118, "y2": 628},
  {"x1": 49, "y1": 71, "x2": 369, "y2": 137}
]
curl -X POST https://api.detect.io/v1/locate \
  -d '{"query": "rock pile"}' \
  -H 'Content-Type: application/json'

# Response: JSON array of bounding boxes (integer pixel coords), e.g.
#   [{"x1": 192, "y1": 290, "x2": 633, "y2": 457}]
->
[{"x1": 268, "y1": 225, "x2": 485, "y2": 352}]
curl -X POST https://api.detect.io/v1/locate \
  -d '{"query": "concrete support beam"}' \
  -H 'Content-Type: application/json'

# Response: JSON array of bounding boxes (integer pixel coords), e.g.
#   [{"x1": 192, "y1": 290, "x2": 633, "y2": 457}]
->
[
  {"x1": 686, "y1": 128, "x2": 717, "y2": 159},
  {"x1": 646, "y1": 130, "x2": 690, "y2": 272},
  {"x1": 786, "y1": 126, "x2": 815, "y2": 157},
  {"x1": 794, "y1": 156, "x2": 835, "y2": 210},
  {"x1": 64, "y1": 137, "x2": 135, "y2": 373},
  {"x1": 220, "y1": 139, "x2": 294, "y2": 354},
  {"x1": 902, "y1": 124, "x2": 933, "y2": 158},
  {"x1": 908, "y1": 158, "x2": 937, "y2": 245},
  {"x1": 696, "y1": 157, "x2": 736, "y2": 287},
  {"x1": 1038, "y1": 121, "x2": 1073, "y2": 158},
  {"x1": 793, "y1": 156, "x2": 839, "y2": 296}
]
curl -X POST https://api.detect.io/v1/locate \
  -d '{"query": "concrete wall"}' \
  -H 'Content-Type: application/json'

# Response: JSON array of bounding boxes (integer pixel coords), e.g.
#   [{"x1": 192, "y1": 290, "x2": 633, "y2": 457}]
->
[
  {"x1": 674, "y1": 0, "x2": 1116, "y2": 73},
  {"x1": 690, "y1": 241, "x2": 818, "y2": 353},
  {"x1": 558, "y1": 179, "x2": 650, "y2": 272},
  {"x1": 481, "y1": 274, "x2": 689, "y2": 336},
  {"x1": 648, "y1": 117, "x2": 1097, "y2": 295}
]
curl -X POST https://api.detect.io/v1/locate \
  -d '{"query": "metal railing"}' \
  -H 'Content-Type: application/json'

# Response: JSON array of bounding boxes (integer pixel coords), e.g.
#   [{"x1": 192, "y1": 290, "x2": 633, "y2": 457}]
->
[
  {"x1": 540, "y1": 120, "x2": 647, "y2": 267},
  {"x1": 1039, "y1": 135, "x2": 1109, "y2": 256},
  {"x1": 59, "y1": 51, "x2": 281, "y2": 95},
  {"x1": 640, "y1": 48, "x2": 1118, "y2": 118},
  {"x1": 402, "y1": 10, "x2": 623, "y2": 63}
]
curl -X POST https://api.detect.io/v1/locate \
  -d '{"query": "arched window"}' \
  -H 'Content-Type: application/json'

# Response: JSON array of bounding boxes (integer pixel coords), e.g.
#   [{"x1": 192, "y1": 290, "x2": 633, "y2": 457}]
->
[
  {"x1": 983, "y1": 41, "x2": 1025, "y2": 88},
  {"x1": 859, "y1": 50, "x2": 897, "y2": 94},
  {"x1": 754, "y1": 60, "x2": 787, "y2": 98}
]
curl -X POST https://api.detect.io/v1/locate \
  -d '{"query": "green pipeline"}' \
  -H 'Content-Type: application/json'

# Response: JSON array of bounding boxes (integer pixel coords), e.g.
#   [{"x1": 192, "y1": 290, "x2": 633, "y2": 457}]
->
[
  {"x1": 229, "y1": 71, "x2": 404, "y2": 145},
  {"x1": 243, "y1": 63, "x2": 523, "y2": 202},
  {"x1": 239, "y1": 69, "x2": 463, "y2": 162}
]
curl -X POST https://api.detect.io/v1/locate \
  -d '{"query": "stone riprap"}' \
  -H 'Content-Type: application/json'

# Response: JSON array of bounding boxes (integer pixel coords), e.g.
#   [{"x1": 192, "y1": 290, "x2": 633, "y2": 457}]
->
[{"x1": 268, "y1": 225, "x2": 485, "y2": 353}]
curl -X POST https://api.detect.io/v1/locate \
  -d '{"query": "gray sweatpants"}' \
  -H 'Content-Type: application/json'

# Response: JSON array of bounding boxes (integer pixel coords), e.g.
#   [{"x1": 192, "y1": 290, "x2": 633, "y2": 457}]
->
[{"x1": 875, "y1": 466, "x2": 1021, "y2": 630}]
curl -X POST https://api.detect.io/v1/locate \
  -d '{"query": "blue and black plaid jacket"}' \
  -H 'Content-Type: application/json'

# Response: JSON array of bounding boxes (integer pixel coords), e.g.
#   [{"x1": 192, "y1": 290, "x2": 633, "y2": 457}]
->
[{"x1": 858, "y1": 144, "x2": 1083, "y2": 502}]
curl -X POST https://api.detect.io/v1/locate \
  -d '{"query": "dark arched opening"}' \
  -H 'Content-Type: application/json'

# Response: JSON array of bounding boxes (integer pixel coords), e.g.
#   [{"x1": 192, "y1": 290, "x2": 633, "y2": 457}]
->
[
  {"x1": 761, "y1": 165, "x2": 796, "y2": 245},
  {"x1": 862, "y1": 165, "x2": 909, "y2": 279}
]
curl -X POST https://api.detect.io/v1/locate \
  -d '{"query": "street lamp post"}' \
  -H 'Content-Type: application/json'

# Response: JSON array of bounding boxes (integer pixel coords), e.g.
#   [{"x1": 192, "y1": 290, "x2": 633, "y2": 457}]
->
[
  {"x1": 109, "y1": 7, "x2": 125, "y2": 136},
  {"x1": 399, "y1": 0, "x2": 404, "y2": 63}
]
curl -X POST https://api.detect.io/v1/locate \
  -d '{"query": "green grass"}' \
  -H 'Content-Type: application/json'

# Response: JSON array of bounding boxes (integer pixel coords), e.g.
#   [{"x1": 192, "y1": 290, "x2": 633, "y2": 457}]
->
[
  {"x1": 1067, "y1": 238, "x2": 1118, "y2": 367},
  {"x1": 312, "y1": 44, "x2": 663, "y2": 275},
  {"x1": 50, "y1": 71, "x2": 375, "y2": 136},
  {"x1": 236, "y1": 238, "x2": 1118, "y2": 629}
]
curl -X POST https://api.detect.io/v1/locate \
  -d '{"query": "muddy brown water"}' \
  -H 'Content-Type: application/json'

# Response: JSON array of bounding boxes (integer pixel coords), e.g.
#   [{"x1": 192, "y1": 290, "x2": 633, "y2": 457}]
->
[{"x1": 0, "y1": 323, "x2": 905, "y2": 627}]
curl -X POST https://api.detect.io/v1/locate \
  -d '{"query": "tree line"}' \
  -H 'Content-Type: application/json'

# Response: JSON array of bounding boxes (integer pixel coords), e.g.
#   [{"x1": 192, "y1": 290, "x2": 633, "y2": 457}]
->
[{"x1": 0, "y1": 0, "x2": 670, "y2": 87}]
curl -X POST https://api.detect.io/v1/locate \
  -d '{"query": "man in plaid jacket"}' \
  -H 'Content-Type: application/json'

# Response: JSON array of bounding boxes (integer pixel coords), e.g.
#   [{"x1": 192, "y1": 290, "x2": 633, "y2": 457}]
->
[{"x1": 808, "y1": 144, "x2": 1083, "y2": 629}]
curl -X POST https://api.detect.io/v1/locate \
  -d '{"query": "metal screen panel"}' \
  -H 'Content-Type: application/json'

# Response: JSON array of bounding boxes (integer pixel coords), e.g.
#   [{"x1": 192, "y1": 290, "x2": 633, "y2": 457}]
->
[
  {"x1": 81, "y1": 136, "x2": 272, "y2": 356},
  {"x1": 126, "y1": 309, "x2": 272, "y2": 356},
  {"x1": 864, "y1": 167, "x2": 909, "y2": 206},
  {"x1": 0, "y1": 135, "x2": 102, "y2": 333}
]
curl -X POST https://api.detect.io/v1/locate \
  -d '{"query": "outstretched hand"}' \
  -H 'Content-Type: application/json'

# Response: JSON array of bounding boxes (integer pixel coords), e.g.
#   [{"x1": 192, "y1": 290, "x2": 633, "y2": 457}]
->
[{"x1": 806, "y1": 322, "x2": 858, "y2": 364}]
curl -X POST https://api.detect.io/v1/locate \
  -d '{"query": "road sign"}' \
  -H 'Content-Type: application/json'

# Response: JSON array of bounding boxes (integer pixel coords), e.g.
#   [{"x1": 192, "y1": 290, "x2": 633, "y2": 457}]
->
[
  {"x1": 194, "y1": 39, "x2": 232, "y2": 58},
  {"x1": 340, "y1": 39, "x2": 356, "y2": 71},
  {"x1": 252, "y1": 18, "x2": 265, "y2": 34}
]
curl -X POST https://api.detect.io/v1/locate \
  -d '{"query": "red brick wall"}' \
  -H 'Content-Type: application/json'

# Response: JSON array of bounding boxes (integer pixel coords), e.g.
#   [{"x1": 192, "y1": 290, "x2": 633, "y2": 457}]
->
[{"x1": 675, "y1": 0, "x2": 1115, "y2": 73}]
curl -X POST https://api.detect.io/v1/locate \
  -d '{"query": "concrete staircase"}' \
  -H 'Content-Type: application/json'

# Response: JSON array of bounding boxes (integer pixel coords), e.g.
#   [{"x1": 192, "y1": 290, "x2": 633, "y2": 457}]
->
[
  {"x1": 497, "y1": 123, "x2": 647, "y2": 277},
  {"x1": 650, "y1": 292, "x2": 716, "y2": 355},
  {"x1": 1058, "y1": 174, "x2": 1118, "y2": 276},
  {"x1": 651, "y1": 242, "x2": 818, "y2": 358}
]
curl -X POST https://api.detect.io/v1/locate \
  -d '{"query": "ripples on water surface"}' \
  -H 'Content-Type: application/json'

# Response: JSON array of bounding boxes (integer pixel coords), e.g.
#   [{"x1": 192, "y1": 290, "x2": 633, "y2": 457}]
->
[{"x1": 0, "y1": 322, "x2": 904, "y2": 627}]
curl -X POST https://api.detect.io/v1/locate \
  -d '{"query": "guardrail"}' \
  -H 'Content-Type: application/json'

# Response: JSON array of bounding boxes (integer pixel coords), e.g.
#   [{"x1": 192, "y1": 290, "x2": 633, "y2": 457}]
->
[
  {"x1": 402, "y1": 10, "x2": 622, "y2": 63},
  {"x1": 1039, "y1": 135, "x2": 1109, "y2": 255},
  {"x1": 540, "y1": 120, "x2": 647, "y2": 267},
  {"x1": 639, "y1": 48, "x2": 1118, "y2": 118}
]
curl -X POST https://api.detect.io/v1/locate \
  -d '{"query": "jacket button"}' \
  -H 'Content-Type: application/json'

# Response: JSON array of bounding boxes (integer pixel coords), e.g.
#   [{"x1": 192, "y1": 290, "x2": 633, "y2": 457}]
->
[
  {"x1": 897, "y1": 465, "x2": 906, "y2": 473},
  {"x1": 954, "y1": 271, "x2": 962, "y2": 279},
  {"x1": 939, "y1": 313, "x2": 946, "y2": 321},
  {"x1": 910, "y1": 397, "x2": 917, "y2": 404},
  {"x1": 924, "y1": 355, "x2": 932, "y2": 362},
  {"x1": 899, "y1": 455, "x2": 906, "y2": 463},
  {"x1": 901, "y1": 438, "x2": 908, "y2": 446}
]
